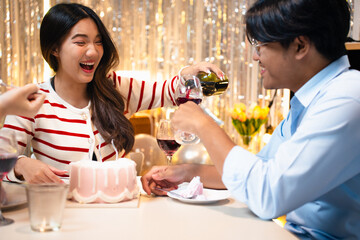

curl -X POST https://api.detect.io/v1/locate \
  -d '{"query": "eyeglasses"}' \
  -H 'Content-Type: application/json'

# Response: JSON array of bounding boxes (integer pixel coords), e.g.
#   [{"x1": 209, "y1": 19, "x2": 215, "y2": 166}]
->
[{"x1": 253, "y1": 42, "x2": 268, "y2": 56}]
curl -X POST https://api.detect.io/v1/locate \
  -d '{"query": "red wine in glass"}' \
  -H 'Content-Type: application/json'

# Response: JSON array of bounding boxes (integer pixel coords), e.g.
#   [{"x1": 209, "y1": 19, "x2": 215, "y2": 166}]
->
[
  {"x1": 156, "y1": 119, "x2": 180, "y2": 165},
  {"x1": 0, "y1": 153, "x2": 18, "y2": 180},
  {"x1": 157, "y1": 139, "x2": 181, "y2": 157},
  {"x1": 175, "y1": 97, "x2": 202, "y2": 105}
]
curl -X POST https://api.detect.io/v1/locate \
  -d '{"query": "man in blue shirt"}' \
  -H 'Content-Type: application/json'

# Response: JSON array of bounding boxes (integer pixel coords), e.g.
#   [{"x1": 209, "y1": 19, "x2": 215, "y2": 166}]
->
[{"x1": 141, "y1": 0, "x2": 360, "y2": 239}]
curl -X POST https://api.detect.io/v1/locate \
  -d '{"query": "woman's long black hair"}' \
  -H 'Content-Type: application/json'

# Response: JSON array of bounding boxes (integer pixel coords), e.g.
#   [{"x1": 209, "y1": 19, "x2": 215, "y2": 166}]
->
[{"x1": 40, "y1": 3, "x2": 134, "y2": 154}]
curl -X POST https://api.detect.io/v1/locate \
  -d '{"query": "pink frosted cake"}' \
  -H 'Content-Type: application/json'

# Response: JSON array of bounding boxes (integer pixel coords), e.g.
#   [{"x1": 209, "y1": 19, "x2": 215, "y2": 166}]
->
[{"x1": 69, "y1": 158, "x2": 139, "y2": 203}]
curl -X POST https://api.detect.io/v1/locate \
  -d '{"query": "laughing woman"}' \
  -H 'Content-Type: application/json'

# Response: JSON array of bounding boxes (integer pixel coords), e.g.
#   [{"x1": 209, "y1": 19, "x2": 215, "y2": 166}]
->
[{"x1": 2, "y1": 3, "x2": 223, "y2": 183}]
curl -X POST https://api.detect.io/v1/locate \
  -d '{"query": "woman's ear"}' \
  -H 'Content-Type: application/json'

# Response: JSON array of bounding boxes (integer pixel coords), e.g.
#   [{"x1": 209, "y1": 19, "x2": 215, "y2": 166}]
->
[
  {"x1": 52, "y1": 48, "x2": 59, "y2": 57},
  {"x1": 294, "y1": 36, "x2": 310, "y2": 60}
]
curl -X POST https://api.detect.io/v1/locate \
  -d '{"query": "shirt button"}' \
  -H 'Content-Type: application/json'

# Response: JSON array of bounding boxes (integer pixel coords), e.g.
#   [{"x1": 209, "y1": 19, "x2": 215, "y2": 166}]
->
[
  {"x1": 88, "y1": 138, "x2": 94, "y2": 144},
  {"x1": 82, "y1": 113, "x2": 87, "y2": 120}
]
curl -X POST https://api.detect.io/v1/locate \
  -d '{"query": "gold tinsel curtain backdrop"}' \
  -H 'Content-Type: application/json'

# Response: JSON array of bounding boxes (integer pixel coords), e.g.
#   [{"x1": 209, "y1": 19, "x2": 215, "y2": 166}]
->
[
  {"x1": 6, "y1": 0, "x2": 359, "y2": 143},
  {"x1": 0, "y1": 0, "x2": 283, "y2": 144},
  {"x1": 0, "y1": 0, "x2": 43, "y2": 86}
]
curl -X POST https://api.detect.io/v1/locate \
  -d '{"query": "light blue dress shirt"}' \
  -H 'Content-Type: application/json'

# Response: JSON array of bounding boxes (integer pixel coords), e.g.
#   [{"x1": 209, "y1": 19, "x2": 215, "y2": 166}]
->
[{"x1": 222, "y1": 56, "x2": 360, "y2": 239}]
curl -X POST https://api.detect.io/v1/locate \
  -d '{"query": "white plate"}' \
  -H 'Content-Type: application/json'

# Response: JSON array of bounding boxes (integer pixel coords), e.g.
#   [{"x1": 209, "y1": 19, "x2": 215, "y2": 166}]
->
[
  {"x1": 167, "y1": 188, "x2": 230, "y2": 204},
  {"x1": 1, "y1": 182, "x2": 27, "y2": 210}
]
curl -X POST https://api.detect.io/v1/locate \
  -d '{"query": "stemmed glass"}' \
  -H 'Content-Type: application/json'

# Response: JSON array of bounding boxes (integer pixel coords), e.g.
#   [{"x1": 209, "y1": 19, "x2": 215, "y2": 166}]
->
[
  {"x1": 174, "y1": 74, "x2": 203, "y2": 145},
  {"x1": 0, "y1": 129, "x2": 18, "y2": 226},
  {"x1": 156, "y1": 119, "x2": 181, "y2": 165}
]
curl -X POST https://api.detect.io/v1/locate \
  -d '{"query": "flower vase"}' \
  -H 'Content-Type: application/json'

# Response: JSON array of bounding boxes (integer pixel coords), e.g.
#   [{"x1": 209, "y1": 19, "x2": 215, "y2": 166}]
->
[
  {"x1": 241, "y1": 135, "x2": 252, "y2": 148},
  {"x1": 240, "y1": 134, "x2": 261, "y2": 153}
]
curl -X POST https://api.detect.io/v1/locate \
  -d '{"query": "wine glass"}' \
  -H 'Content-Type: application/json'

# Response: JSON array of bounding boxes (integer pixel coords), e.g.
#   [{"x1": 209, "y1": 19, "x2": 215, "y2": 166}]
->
[
  {"x1": 174, "y1": 74, "x2": 203, "y2": 145},
  {"x1": 156, "y1": 119, "x2": 181, "y2": 165},
  {"x1": 0, "y1": 129, "x2": 18, "y2": 226}
]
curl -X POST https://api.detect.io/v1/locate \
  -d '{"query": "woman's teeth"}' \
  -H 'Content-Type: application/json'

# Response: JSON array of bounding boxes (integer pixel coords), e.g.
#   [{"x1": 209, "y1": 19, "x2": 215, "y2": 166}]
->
[{"x1": 80, "y1": 62, "x2": 94, "y2": 70}]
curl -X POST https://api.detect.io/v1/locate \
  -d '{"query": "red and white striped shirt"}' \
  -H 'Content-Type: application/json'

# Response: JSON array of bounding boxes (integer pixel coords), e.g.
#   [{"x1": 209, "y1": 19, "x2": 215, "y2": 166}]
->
[{"x1": 4, "y1": 71, "x2": 178, "y2": 181}]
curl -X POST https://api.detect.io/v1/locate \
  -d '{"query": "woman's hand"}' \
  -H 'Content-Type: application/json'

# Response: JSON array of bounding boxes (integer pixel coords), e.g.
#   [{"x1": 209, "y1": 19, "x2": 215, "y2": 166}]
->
[
  {"x1": 0, "y1": 84, "x2": 45, "y2": 118},
  {"x1": 180, "y1": 62, "x2": 225, "y2": 80},
  {"x1": 14, "y1": 157, "x2": 67, "y2": 183}
]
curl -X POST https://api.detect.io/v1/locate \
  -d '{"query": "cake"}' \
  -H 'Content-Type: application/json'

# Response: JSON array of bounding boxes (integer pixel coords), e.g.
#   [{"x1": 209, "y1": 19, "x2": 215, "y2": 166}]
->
[{"x1": 69, "y1": 158, "x2": 139, "y2": 203}]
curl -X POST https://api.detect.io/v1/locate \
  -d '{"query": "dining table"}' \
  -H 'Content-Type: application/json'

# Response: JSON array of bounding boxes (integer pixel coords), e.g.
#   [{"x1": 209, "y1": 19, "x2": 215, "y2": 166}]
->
[{"x1": 1, "y1": 180, "x2": 298, "y2": 240}]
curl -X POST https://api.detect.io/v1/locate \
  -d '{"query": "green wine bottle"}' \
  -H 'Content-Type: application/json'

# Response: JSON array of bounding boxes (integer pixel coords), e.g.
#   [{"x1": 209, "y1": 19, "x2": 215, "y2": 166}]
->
[{"x1": 196, "y1": 71, "x2": 229, "y2": 96}]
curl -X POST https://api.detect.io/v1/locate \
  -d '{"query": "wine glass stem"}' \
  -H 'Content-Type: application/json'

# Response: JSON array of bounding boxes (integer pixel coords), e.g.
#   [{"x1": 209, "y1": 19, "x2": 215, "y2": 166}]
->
[
  {"x1": 0, "y1": 179, "x2": 15, "y2": 226},
  {"x1": 0, "y1": 180, "x2": 5, "y2": 220},
  {"x1": 166, "y1": 155, "x2": 172, "y2": 165}
]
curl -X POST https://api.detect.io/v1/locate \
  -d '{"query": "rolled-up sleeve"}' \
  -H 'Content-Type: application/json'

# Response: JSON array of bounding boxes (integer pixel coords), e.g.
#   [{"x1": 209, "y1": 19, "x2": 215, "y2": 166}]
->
[{"x1": 222, "y1": 146, "x2": 258, "y2": 203}]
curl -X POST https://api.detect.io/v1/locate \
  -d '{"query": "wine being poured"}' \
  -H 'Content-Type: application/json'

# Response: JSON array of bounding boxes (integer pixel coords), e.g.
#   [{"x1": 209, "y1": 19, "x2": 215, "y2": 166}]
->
[
  {"x1": 174, "y1": 75, "x2": 203, "y2": 145},
  {"x1": 196, "y1": 71, "x2": 229, "y2": 97}
]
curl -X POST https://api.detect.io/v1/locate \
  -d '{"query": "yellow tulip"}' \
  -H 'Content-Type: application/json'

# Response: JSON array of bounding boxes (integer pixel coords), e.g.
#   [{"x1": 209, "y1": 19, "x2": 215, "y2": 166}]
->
[
  {"x1": 253, "y1": 106, "x2": 262, "y2": 119},
  {"x1": 246, "y1": 110, "x2": 252, "y2": 119},
  {"x1": 235, "y1": 108, "x2": 243, "y2": 116},
  {"x1": 231, "y1": 111, "x2": 239, "y2": 120},
  {"x1": 232, "y1": 102, "x2": 269, "y2": 142},
  {"x1": 234, "y1": 103, "x2": 246, "y2": 112},
  {"x1": 239, "y1": 112, "x2": 247, "y2": 122},
  {"x1": 260, "y1": 107, "x2": 269, "y2": 120}
]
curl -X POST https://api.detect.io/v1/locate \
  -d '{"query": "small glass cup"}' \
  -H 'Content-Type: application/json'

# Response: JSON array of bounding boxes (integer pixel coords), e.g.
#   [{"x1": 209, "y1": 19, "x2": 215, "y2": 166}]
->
[{"x1": 25, "y1": 183, "x2": 69, "y2": 232}]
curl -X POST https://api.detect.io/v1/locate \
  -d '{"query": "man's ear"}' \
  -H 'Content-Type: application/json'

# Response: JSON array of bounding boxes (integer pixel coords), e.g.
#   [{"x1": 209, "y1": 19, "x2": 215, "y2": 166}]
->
[{"x1": 293, "y1": 36, "x2": 310, "y2": 60}]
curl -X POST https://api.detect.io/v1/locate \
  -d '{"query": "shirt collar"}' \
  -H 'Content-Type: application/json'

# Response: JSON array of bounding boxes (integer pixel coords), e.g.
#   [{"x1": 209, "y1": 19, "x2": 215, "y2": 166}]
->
[
  {"x1": 45, "y1": 78, "x2": 91, "y2": 111},
  {"x1": 294, "y1": 55, "x2": 350, "y2": 108}
]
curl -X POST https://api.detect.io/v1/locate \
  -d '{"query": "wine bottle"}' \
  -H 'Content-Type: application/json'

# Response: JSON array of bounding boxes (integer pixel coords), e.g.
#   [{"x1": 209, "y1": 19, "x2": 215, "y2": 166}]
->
[{"x1": 196, "y1": 71, "x2": 229, "y2": 96}]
